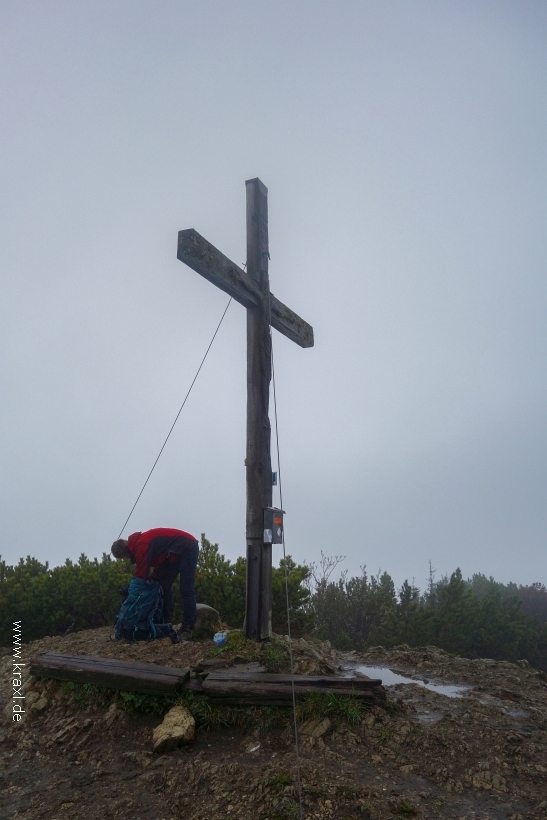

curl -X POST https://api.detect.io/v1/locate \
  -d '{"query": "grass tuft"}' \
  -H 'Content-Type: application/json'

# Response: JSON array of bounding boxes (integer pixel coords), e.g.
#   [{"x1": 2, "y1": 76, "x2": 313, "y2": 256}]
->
[
  {"x1": 176, "y1": 691, "x2": 290, "y2": 732},
  {"x1": 261, "y1": 640, "x2": 289, "y2": 672},
  {"x1": 209, "y1": 630, "x2": 256, "y2": 658},
  {"x1": 377, "y1": 725, "x2": 396, "y2": 744},
  {"x1": 296, "y1": 691, "x2": 370, "y2": 725},
  {"x1": 394, "y1": 800, "x2": 418, "y2": 816},
  {"x1": 117, "y1": 690, "x2": 169, "y2": 714},
  {"x1": 62, "y1": 681, "x2": 113, "y2": 709},
  {"x1": 270, "y1": 772, "x2": 293, "y2": 788},
  {"x1": 208, "y1": 630, "x2": 291, "y2": 672},
  {"x1": 62, "y1": 681, "x2": 171, "y2": 715}
]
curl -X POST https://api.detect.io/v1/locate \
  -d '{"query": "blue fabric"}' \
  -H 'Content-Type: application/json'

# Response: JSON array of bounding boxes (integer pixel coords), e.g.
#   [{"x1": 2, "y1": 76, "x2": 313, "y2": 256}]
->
[{"x1": 114, "y1": 577, "x2": 177, "y2": 642}]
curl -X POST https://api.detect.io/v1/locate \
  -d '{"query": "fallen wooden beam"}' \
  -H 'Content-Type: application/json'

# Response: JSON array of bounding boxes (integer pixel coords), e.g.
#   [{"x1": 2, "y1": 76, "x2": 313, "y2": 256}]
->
[
  {"x1": 30, "y1": 652, "x2": 190, "y2": 697},
  {"x1": 30, "y1": 652, "x2": 385, "y2": 705},
  {"x1": 205, "y1": 671, "x2": 383, "y2": 690},
  {"x1": 187, "y1": 677, "x2": 386, "y2": 705}
]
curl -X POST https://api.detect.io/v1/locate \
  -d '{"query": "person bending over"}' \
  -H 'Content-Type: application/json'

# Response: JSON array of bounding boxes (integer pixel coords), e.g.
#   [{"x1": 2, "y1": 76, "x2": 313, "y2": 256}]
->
[{"x1": 111, "y1": 527, "x2": 199, "y2": 641}]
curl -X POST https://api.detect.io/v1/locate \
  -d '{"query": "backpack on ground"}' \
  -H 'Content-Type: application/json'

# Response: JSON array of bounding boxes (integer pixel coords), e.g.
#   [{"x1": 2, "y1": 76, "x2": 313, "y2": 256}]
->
[{"x1": 114, "y1": 577, "x2": 178, "y2": 642}]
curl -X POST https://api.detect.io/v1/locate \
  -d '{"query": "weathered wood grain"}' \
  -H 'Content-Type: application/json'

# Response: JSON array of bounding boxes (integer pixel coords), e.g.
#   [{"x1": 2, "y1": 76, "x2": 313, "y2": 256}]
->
[
  {"x1": 269, "y1": 293, "x2": 314, "y2": 348},
  {"x1": 31, "y1": 652, "x2": 386, "y2": 705},
  {"x1": 189, "y1": 677, "x2": 385, "y2": 704},
  {"x1": 206, "y1": 671, "x2": 383, "y2": 689},
  {"x1": 177, "y1": 179, "x2": 313, "y2": 643},
  {"x1": 245, "y1": 177, "x2": 273, "y2": 641},
  {"x1": 177, "y1": 231, "x2": 313, "y2": 348},
  {"x1": 30, "y1": 652, "x2": 190, "y2": 696},
  {"x1": 177, "y1": 229, "x2": 260, "y2": 309}
]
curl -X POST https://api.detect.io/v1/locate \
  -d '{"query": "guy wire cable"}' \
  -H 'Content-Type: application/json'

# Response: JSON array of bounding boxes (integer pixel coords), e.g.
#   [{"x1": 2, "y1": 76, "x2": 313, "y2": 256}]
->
[
  {"x1": 116, "y1": 297, "x2": 232, "y2": 538},
  {"x1": 269, "y1": 305, "x2": 304, "y2": 820}
]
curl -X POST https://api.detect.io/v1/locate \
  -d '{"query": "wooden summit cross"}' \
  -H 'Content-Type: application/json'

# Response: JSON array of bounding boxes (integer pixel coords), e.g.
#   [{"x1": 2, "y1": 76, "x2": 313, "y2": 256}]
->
[{"x1": 177, "y1": 178, "x2": 313, "y2": 641}]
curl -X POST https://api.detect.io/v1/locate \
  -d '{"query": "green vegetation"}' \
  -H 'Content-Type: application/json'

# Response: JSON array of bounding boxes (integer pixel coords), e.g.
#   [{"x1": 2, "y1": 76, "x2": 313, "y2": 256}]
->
[
  {"x1": 0, "y1": 535, "x2": 311, "y2": 645},
  {"x1": 61, "y1": 681, "x2": 110, "y2": 709},
  {"x1": 117, "y1": 690, "x2": 169, "y2": 714},
  {"x1": 59, "y1": 678, "x2": 374, "y2": 734},
  {"x1": 184, "y1": 537, "x2": 312, "y2": 634},
  {"x1": 312, "y1": 561, "x2": 547, "y2": 671},
  {"x1": 59, "y1": 681, "x2": 170, "y2": 715},
  {"x1": 395, "y1": 801, "x2": 419, "y2": 817},
  {"x1": 0, "y1": 552, "x2": 131, "y2": 643},
  {"x1": 270, "y1": 773, "x2": 293, "y2": 788},
  {"x1": 2, "y1": 539, "x2": 546, "y2": 672},
  {"x1": 261, "y1": 640, "x2": 290, "y2": 672},
  {"x1": 207, "y1": 628, "x2": 291, "y2": 672},
  {"x1": 295, "y1": 691, "x2": 370, "y2": 725}
]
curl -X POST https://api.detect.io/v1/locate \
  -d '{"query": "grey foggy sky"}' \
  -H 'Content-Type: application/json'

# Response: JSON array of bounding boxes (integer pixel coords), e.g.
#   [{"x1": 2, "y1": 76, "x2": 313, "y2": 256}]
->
[{"x1": 1, "y1": 1, "x2": 545, "y2": 590}]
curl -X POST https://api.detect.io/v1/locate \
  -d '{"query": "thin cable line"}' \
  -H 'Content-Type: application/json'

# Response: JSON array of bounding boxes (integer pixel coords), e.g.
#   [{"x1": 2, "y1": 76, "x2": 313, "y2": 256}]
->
[
  {"x1": 270, "y1": 325, "x2": 304, "y2": 820},
  {"x1": 117, "y1": 297, "x2": 232, "y2": 539}
]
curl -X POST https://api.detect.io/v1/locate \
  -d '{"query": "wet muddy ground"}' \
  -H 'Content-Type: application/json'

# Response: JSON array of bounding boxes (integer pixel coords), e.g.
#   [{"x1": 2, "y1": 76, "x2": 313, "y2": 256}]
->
[{"x1": 2, "y1": 631, "x2": 547, "y2": 819}]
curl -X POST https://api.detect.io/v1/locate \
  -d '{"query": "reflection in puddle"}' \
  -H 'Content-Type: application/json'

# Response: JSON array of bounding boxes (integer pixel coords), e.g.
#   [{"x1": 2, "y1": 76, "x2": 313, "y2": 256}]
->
[{"x1": 350, "y1": 664, "x2": 469, "y2": 699}]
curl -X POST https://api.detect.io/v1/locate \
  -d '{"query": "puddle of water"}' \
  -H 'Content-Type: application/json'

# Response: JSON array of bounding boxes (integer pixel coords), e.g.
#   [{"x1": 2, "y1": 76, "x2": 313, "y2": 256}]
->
[{"x1": 350, "y1": 664, "x2": 469, "y2": 699}]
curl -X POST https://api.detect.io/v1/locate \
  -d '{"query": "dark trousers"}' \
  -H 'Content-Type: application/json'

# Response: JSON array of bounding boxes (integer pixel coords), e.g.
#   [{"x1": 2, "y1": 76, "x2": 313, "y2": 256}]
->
[{"x1": 151, "y1": 541, "x2": 199, "y2": 630}]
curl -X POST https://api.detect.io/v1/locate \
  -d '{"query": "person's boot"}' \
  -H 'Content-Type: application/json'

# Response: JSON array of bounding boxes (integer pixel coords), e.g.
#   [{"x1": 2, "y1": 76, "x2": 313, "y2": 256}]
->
[{"x1": 177, "y1": 627, "x2": 193, "y2": 641}]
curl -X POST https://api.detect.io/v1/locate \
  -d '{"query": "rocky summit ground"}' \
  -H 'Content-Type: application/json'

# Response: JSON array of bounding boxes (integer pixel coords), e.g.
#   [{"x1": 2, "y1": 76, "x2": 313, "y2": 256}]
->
[{"x1": 1, "y1": 629, "x2": 547, "y2": 820}]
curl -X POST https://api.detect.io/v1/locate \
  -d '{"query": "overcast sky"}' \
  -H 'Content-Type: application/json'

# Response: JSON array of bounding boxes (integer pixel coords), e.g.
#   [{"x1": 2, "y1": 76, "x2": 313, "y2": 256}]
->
[{"x1": 1, "y1": 1, "x2": 545, "y2": 591}]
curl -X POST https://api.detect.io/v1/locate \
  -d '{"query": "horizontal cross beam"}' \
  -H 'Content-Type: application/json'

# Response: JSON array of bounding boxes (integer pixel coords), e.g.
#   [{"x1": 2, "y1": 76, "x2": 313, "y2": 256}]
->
[{"x1": 178, "y1": 229, "x2": 314, "y2": 348}]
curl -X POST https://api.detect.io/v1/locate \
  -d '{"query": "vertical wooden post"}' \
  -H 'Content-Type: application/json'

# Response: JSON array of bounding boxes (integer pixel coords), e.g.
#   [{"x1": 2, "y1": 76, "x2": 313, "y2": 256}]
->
[{"x1": 245, "y1": 177, "x2": 273, "y2": 641}]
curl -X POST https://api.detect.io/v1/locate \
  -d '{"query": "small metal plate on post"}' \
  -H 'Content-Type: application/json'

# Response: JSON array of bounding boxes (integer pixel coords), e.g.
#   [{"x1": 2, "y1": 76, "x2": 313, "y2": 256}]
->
[{"x1": 263, "y1": 507, "x2": 284, "y2": 544}]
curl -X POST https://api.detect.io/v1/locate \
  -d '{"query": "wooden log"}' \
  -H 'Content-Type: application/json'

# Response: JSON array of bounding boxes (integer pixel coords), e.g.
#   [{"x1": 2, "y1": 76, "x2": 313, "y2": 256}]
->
[
  {"x1": 193, "y1": 677, "x2": 385, "y2": 704},
  {"x1": 245, "y1": 177, "x2": 273, "y2": 641},
  {"x1": 30, "y1": 652, "x2": 190, "y2": 697},
  {"x1": 206, "y1": 671, "x2": 383, "y2": 689}
]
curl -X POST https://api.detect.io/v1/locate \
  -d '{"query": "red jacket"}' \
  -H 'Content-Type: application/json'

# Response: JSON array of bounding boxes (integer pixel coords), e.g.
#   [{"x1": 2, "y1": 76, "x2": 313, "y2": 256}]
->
[{"x1": 127, "y1": 528, "x2": 198, "y2": 580}]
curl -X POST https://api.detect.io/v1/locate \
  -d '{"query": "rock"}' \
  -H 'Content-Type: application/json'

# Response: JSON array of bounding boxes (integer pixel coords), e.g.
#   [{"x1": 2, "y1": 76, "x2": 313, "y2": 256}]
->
[
  {"x1": 153, "y1": 705, "x2": 195, "y2": 753},
  {"x1": 299, "y1": 717, "x2": 332, "y2": 738},
  {"x1": 122, "y1": 751, "x2": 152, "y2": 767},
  {"x1": 53, "y1": 721, "x2": 79, "y2": 743},
  {"x1": 176, "y1": 603, "x2": 222, "y2": 640},
  {"x1": 192, "y1": 604, "x2": 221, "y2": 638},
  {"x1": 30, "y1": 696, "x2": 49, "y2": 712},
  {"x1": 102, "y1": 702, "x2": 118, "y2": 729},
  {"x1": 196, "y1": 603, "x2": 220, "y2": 621},
  {"x1": 25, "y1": 691, "x2": 41, "y2": 708},
  {"x1": 194, "y1": 658, "x2": 231, "y2": 671}
]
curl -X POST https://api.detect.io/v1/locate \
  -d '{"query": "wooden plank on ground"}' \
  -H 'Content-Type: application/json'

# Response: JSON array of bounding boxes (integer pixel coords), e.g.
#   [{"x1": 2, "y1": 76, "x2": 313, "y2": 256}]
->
[
  {"x1": 30, "y1": 652, "x2": 190, "y2": 697},
  {"x1": 206, "y1": 671, "x2": 382, "y2": 689},
  {"x1": 188, "y1": 677, "x2": 385, "y2": 705},
  {"x1": 30, "y1": 652, "x2": 385, "y2": 704}
]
